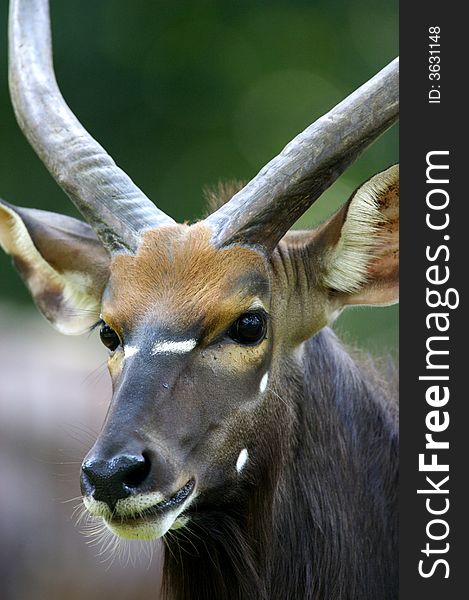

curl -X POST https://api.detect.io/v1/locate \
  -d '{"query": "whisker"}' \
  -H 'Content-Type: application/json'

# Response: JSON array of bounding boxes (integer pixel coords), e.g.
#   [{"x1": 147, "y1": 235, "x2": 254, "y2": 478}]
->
[
  {"x1": 63, "y1": 422, "x2": 100, "y2": 446},
  {"x1": 267, "y1": 384, "x2": 290, "y2": 409},
  {"x1": 171, "y1": 527, "x2": 200, "y2": 558},
  {"x1": 61, "y1": 495, "x2": 83, "y2": 504},
  {"x1": 163, "y1": 532, "x2": 179, "y2": 563},
  {"x1": 81, "y1": 360, "x2": 109, "y2": 389}
]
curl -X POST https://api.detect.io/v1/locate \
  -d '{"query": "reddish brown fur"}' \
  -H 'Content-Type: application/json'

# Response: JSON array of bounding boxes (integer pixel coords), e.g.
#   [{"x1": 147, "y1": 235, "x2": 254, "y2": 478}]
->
[{"x1": 106, "y1": 223, "x2": 270, "y2": 345}]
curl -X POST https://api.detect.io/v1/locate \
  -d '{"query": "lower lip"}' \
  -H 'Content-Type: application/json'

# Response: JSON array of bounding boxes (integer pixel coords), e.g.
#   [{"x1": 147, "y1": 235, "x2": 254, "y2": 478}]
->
[
  {"x1": 104, "y1": 514, "x2": 173, "y2": 540},
  {"x1": 104, "y1": 479, "x2": 195, "y2": 536}
]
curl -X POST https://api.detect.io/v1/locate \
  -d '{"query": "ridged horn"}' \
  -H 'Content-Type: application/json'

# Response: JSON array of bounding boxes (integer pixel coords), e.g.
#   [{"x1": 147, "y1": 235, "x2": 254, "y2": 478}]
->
[
  {"x1": 205, "y1": 57, "x2": 399, "y2": 252},
  {"x1": 9, "y1": 0, "x2": 175, "y2": 253}
]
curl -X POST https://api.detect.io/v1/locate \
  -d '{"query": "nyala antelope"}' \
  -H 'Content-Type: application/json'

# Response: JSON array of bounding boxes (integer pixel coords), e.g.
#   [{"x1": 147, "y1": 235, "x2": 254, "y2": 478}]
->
[{"x1": 0, "y1": 1, "x2": 399, "y2": 599}]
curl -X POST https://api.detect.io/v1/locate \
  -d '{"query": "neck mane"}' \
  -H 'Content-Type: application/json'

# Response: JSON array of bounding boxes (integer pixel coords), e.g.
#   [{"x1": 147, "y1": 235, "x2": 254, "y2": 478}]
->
[{"x1": 161, "y1": 328, "x2": 398, "y2": 600}]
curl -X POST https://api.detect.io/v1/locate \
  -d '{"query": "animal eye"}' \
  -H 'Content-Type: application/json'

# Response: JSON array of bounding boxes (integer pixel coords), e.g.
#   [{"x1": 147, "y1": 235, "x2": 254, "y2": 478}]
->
[
  {"x1": 228, "y1": 312, "x2": 267, "y2": 346},
  {"x1": 99, "y1": 323, "x2": 120, "y2": 351}
]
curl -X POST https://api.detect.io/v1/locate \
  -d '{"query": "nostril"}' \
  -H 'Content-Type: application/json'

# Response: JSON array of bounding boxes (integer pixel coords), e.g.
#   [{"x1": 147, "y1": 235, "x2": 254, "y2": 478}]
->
[
  {"x1": 80, "y1": 452, "x2": 152, "y2": 507},
  {"x1": 123, "y1": 453, "x2": 151, "y2": 490},
  {"x1": 80, "y1": 467, "x2": 95, "y2": 497}
]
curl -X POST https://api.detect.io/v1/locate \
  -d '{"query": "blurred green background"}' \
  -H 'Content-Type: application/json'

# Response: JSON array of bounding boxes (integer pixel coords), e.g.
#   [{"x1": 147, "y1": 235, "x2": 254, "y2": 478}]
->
[{"x1": 0, "y1": 0, "x2": 398, "y2": 354}]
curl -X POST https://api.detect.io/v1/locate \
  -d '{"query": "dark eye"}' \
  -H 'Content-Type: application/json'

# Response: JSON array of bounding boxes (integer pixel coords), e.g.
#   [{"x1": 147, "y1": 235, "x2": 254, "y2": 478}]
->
[
  {"x1": 99, "y1": 322, "x2": 120, "y2": 351},
  {"x1": 228, "y1": 312, "x2": 267, "y2": 346}
]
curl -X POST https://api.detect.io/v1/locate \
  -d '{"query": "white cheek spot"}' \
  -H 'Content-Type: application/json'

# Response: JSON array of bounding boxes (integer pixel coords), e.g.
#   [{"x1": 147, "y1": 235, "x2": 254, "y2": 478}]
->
[
  {"x1": 124, "y1": 345, "x2": 140, "y2": 359},
  {"x1": 236, "y1": 448, "x2": 249, "y2": 474},
  {"x1": 151, "y1": 339, "x2": 197, "y2": 355},
  {"x1": 259, "y1": 372, "x2": 269, "y2": 394}
]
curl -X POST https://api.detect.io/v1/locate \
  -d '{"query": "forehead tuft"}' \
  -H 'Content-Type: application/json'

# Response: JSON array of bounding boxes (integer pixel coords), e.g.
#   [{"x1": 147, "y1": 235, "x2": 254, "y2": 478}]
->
[{"x1": 104, "y1": 223, "x2": 269, "y2": 331}]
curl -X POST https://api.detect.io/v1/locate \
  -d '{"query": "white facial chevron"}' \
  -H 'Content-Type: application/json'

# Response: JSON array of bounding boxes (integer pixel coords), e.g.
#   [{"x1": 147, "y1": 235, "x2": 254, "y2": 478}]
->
[
  {"x1": 124, "y1": 345, "x2": 140, "y2": 359},
  {"x1": 151, "y1": 339, "x2": 197, "y2": 355}
]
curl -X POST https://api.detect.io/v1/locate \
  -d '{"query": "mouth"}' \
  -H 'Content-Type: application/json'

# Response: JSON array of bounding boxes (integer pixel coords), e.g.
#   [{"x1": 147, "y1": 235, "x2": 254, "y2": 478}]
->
[{"x1": 85, "y1": 479, "x2": 196, "y2": 541}]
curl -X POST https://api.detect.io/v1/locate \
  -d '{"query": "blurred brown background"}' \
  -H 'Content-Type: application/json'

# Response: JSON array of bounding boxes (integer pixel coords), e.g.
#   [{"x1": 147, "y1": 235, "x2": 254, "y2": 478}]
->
[{"x1": 0, "y1": 0, "x2": 397, "y2": 598}]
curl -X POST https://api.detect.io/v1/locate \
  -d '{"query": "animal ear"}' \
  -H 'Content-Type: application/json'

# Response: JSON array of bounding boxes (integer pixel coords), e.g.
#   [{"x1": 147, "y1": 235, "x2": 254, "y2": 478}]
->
[
  {"x1": 302, "y1": 165, "x2": 399, "y2": 315},
  {"x1": 0, "y1": 199, "x2": 110, "y2": 334}
]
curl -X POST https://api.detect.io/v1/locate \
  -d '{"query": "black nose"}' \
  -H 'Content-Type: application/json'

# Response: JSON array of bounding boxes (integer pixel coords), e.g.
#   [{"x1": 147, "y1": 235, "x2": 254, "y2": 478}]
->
[{"x1": 81, "y1": 453, "x2": 151, "y2": 509}]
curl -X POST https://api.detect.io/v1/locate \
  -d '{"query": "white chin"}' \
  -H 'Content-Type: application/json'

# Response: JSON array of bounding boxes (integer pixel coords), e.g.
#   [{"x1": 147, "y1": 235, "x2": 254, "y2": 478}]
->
[{"x1": 104, "y1": 513, "x2": 187, "y2": 541}]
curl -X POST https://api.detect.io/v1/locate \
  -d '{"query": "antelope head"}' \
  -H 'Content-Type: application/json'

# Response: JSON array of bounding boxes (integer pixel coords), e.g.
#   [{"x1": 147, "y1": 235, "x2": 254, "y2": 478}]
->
[{"x1": 0, "y1": 0, "x2": 399, "y2": 541}]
